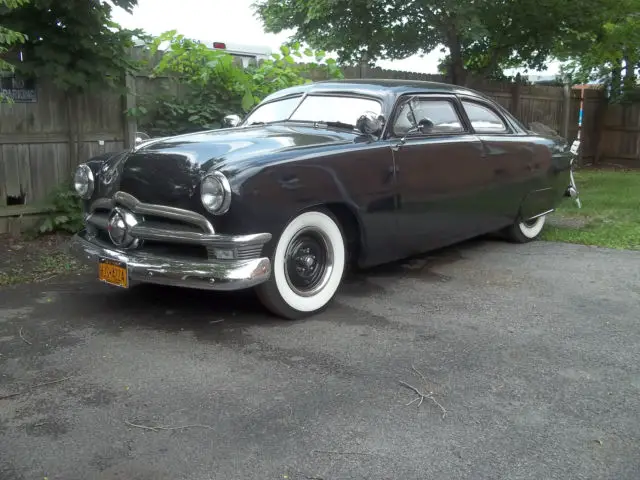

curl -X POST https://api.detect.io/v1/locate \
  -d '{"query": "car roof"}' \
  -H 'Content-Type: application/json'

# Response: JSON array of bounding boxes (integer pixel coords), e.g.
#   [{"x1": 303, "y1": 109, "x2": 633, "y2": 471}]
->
[{"x1": 261, "y1": 78, "x2": 487, "y2": 103}]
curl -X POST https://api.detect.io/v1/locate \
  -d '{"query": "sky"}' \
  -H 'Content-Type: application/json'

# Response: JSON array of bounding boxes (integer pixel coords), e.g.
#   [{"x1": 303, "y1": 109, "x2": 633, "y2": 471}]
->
[{"x1": 111, "y1": 0, "x2": 560, "y2": 76}]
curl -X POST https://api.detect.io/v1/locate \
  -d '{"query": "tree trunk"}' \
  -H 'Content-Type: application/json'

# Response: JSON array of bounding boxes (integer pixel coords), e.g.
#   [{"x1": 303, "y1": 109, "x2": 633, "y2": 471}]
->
[
  {"x1": 445, "y1": 27, "x2": 467, "y2": 86},
  {"x1": 449, "y1": 54, "x2": 467, "y2": 86},
  {"x1": 610, "y1": 58, "x2": 622, "y2": 100},
  {"x1": 623, "y1": 51, "x2": 637, "y2": 94}
]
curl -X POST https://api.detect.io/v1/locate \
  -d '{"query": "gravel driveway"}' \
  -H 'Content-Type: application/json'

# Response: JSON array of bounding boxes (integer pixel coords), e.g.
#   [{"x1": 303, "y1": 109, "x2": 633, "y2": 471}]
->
[{"x1": 1, "y1": 239, "x2": 639, "y2": 480}]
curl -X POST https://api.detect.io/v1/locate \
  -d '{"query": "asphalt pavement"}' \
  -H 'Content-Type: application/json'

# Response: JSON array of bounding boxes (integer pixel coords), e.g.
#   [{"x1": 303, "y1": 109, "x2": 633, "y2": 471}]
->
[{"x1": 1, "y1": 239, "x2": 639, "y2": 480}]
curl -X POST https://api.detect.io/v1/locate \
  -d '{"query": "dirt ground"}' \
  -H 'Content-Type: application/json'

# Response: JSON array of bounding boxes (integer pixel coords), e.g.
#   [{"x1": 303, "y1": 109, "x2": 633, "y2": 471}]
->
[{"x1": 0, "y1": 233, "x2": 85, "y2": 287}]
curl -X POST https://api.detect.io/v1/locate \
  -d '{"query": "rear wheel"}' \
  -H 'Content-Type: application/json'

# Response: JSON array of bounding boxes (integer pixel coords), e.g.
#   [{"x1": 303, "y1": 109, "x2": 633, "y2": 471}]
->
[
  {"x1": 503, "y1": 215, "x2": 547, "y2": 243},
  {"x1": 256, "y1": 209, "x2": 346, "y2": 320}
]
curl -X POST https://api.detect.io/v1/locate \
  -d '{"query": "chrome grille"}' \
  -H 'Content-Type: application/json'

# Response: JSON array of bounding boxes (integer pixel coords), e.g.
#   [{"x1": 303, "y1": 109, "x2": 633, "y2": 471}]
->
[{"x1": 85, "y1": 191, "x2": 271, "y2": 262}]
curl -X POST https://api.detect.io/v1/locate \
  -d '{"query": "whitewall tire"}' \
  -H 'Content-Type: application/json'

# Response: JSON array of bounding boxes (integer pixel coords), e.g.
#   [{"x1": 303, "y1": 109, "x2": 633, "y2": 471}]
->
[
  {"x1": 256, "y1": 209, "x2": 346, "y2": 320},
  {"x1": 505, "y1": 215, "x2": 547, "y2": 243}
]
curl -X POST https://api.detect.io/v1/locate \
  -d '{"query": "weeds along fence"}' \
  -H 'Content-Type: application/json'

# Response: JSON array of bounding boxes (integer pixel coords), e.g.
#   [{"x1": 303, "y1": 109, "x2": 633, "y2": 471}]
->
[{"x1": 0, "y1": 65, "x2": 583, "y2": 234}]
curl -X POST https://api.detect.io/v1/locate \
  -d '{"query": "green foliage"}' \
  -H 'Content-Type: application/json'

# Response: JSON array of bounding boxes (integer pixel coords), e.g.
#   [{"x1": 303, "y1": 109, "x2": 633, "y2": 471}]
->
[
  {"x1": 556, "y1": 0, "x2": 640, "y2": 102},
  {"x1": 0, "y1": 0, "x2": 28, "y2": 102},
  {"x1": 134, "y1": 32, "x2": 343, "y2": 137},
  {"x1": 38, "y1": 185, "x2": 84, "y2": 235},
  {"x1": 0, "y1": 0, "x2": 145, "y2": 92},
  {"x1": 253, "y1": 0, "x2": 616, "y2": 84}
]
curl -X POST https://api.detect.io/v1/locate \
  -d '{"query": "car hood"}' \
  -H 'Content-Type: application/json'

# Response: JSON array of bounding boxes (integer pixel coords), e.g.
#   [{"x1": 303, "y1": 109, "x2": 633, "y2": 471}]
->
[
  {"x1": 135, "y1": 123, "x2": 358, "y2": 166},
  {"x1": 98, "y1": 124, "x2": 361, "y2": 209}
]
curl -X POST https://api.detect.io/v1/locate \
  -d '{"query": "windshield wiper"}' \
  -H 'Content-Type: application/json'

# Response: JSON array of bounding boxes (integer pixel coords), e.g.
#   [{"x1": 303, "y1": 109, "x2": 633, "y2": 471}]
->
[
  {"x1": 316, "y1": 120, "x2": 356, "y2": 131},
  {"x1": 246, "y1": 120, "x2": 287, "y2": 126}
]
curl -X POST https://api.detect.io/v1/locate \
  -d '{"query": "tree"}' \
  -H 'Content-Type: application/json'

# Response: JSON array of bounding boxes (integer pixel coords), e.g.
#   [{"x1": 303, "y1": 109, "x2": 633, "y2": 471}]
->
[
  {"x1": 556, "y1": 1, "x2": 640, "y2": 101},
  {"x1": 0, "y1": 0, "x2": 28, "y2": 73},
  {"x1": 0, "y1": 0, "x2": 144, "y2": 91},
  {"x1": 254, "y1": 0, "x2": 613, "y2": 85}
]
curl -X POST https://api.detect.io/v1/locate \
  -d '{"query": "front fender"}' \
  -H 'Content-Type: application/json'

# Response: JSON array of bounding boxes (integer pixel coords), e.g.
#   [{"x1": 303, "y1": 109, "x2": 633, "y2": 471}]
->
[{"x1": 220, "y1": 161, "x2": 362, "y2": 239}]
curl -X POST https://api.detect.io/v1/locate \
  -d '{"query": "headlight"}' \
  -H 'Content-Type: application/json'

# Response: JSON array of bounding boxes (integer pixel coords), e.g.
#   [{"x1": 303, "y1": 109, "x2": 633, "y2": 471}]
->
[
  {"x1": 74, "y1": 164, "x2": 94, "y2": 199},
  {"x1": 200, "y1": 171, "x2": 231, "y2": 215}
]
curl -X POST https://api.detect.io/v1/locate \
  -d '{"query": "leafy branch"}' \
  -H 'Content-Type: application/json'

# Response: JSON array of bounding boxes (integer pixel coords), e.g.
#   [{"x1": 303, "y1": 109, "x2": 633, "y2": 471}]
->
[{"x1": 132, "y1": 32, "x2": 343, "y2": 137}]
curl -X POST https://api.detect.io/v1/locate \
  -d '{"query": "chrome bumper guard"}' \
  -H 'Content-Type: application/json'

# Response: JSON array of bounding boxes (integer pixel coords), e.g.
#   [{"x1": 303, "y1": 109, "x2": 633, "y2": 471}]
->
[
  {"x1": 565, "y1": 168, "x2": 582, "y2": 208},
  {"x1": 68, "y1": 231, "x2": 272, "y2": 291}
]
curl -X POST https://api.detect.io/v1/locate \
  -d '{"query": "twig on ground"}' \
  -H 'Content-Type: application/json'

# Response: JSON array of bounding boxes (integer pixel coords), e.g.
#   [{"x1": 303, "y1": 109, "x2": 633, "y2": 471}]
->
[
  {"x1": 124, "y1": 419, "x2": 214, "y2": 432},
  {"x1": 36, "y1": 274, "x2": 58, "y2": 283},
  {"x1": 399, "y1": 366, "x2": 448, "y2": 419},
  {"x1": 19, "y1": 327, "x2": 32, "y2": 345},
  {"x1": 311, "y1": 450, "x2": 376, "y2": 457},
  {"x1": 411, "y1": 364, "x2": 429, "y2": 384},
  {"x1": 0, "y1": 376, "x2": 73, "y2": 400}
]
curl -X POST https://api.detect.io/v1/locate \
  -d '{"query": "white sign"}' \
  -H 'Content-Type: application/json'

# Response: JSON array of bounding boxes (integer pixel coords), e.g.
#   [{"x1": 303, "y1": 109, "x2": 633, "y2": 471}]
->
[{"x1": 570, "y1": 140, "x2": 580, "y2": 156}]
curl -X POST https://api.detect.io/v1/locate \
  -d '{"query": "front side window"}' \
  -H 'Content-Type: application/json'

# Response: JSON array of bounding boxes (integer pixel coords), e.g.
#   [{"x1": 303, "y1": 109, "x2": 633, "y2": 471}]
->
[
  {"x1": 244, "y1": 94, "x2": 382, "y2": 127},
  {"x1": 461, "y1": 100, "x2": 508, "y2": 133},
  {"x1": 392, "y1": 98, "x2": 464, "y2": 136}
]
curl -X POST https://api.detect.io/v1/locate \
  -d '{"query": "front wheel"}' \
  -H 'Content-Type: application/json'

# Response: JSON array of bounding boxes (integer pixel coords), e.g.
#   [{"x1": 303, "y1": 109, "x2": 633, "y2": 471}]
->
[
  {"x1": 256, "y1": 209, "x2": 346, "y2": 320},
  {"x1": 503, "y1": 214, "x2": 547, "y2": 243}
]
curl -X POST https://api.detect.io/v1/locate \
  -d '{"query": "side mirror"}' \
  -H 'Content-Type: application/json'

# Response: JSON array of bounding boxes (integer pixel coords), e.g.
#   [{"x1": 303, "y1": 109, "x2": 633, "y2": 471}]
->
[
  {"x1": 223, "y1": 114, "x2": 241, "y2": 128},
  {"x1": 356, "y1": 112, "x2": 385, "y2": 136},
  {"x1": 396, "y1": 118, "x2": 435, "y2": 148},
  {"x1": 135, "y1": 131, "x2": 150, "y2": 145},
  {"x1": 416, "y1": 118, "x2": 434, "y2": 134}
]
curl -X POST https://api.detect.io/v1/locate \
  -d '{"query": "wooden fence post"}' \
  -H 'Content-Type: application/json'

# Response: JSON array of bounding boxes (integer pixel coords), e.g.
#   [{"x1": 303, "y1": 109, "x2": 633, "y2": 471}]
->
[
  {"x1": 123, "y1": 73, "x2": 137, "y2": 148},
  {"x1": 510, "y1": 78, "x2": 521, "y2": 118},
  {"x1": 66, "y1": 92, "x2": 78, "y2": 174},
  {"x1": 562, "y1": 80, "x2": 571, "y2": 140}
]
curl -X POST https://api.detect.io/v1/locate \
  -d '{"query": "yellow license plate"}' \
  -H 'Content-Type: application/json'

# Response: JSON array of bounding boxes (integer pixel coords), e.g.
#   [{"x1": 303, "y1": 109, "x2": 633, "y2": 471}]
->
[{"x1": 98, "y1": 258, "x2": 129, "y2": 288}]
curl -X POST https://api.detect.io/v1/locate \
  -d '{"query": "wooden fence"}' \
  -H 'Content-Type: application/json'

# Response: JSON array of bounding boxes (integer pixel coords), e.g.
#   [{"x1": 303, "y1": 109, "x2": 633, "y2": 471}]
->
[
  {"x1": 1, "y1": 66, "x2": 582, "y2": 233},
  {"x1": 0, "y1": 77, "x2": 135, "y2": 233},
  {"x1": 578, "y1": 88, "x2": 640, "y2": 167}
]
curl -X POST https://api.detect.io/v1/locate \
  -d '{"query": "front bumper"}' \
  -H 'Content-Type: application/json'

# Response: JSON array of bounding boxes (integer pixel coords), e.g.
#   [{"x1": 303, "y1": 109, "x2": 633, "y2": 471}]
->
[{"x1": 68, "y1": 231, "x2": 272, "y2": 291}]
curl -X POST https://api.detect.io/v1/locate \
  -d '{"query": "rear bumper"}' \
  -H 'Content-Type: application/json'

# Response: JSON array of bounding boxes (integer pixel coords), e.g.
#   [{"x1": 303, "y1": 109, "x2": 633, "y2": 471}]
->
[{"x1": 68, "y1": 231, "x2": 272, "y2": 291}]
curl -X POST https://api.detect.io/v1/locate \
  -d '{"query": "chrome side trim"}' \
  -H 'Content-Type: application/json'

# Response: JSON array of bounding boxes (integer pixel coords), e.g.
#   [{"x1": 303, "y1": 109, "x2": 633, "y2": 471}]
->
[
  {"x1": 90, "y1": 191, "x2": 215, "y2": 233},
  {"x1": 68, "y1": 232, "x2": 272, "y2": 292},
  {"x1": 526, "y1": 208, "x2": 555, "y2": 221}
]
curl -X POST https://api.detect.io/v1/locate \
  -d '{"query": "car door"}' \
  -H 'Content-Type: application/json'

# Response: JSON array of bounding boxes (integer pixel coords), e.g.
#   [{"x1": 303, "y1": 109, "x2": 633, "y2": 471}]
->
[
  {"x1": 388, "y1": 94, "x2": 495, "y2": 257},
  {"x1": 458, "y1": 97, "x2": 540, "y2": 225}
]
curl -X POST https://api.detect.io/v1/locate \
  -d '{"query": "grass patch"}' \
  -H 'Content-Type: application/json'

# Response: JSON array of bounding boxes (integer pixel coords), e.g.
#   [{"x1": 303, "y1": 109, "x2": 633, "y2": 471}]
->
[{"x1": 542, "y1": 169, "x2": 640, "y2": 250}]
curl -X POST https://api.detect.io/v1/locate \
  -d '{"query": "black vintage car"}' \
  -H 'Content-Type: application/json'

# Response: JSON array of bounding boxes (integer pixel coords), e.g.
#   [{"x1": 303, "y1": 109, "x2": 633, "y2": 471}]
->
[{"x1": 69, "y1": 79, "x2": 579, "y2": 319}]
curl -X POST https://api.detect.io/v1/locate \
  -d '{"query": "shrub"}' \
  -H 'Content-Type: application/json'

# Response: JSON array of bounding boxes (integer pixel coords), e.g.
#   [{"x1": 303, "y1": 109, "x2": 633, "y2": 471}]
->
[
  {"x1": 131, "y1": 32, "x2": 343, "y2": 137},
  {"x1": 38, "y1": 185, "x2": 84, "y2": 235}
]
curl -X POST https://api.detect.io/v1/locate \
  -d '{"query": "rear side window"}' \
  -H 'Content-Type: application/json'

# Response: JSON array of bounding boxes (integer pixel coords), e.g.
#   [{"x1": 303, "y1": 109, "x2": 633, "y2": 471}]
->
[{"x1": 461, "y1": 100, "x2": 508, "y2": 133}]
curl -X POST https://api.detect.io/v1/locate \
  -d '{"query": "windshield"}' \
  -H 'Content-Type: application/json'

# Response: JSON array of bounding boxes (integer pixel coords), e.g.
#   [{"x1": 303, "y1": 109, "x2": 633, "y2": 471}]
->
[
  {"x1": 243, "y1": 96, "x2": 301, "y2": 125},
  {"x1": 244, "y1": 94, "x2": 382, "y2": 127}
]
